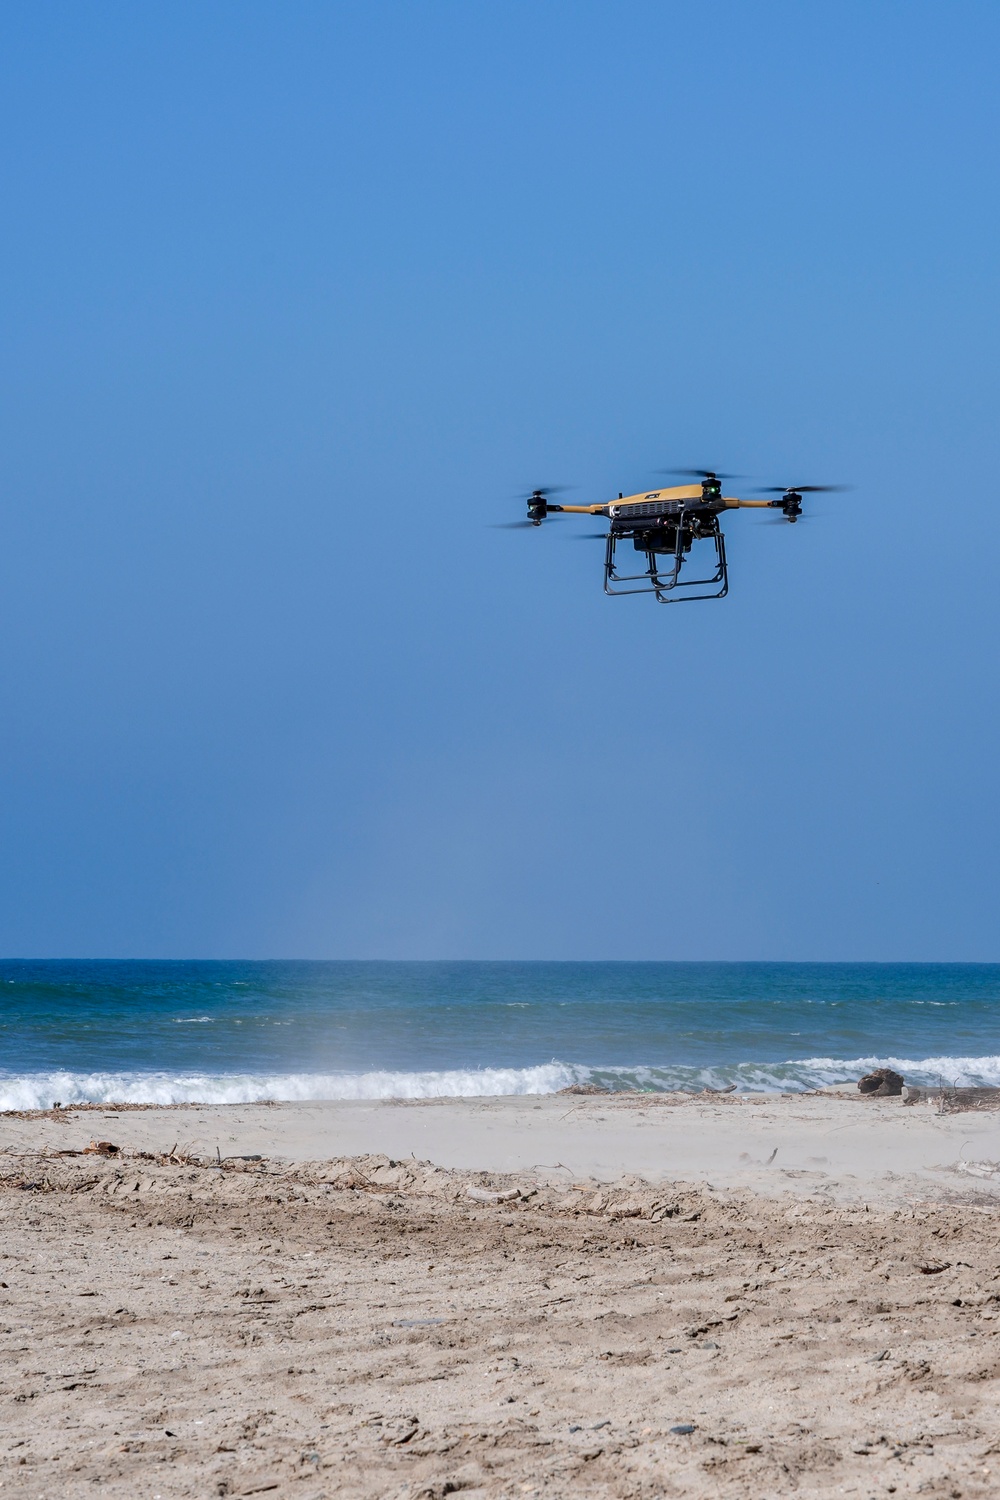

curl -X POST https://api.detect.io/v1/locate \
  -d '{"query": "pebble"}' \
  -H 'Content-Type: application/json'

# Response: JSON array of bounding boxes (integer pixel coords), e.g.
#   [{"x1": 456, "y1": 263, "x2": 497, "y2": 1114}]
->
[{"x1": 671, "y1": 1424, "x2": 696, "y2": 1435}]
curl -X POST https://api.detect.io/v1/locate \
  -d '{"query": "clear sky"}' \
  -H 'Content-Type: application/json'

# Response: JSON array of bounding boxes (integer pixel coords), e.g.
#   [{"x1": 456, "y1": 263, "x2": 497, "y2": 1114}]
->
[{"x1": 1, "y1": 1, "x2": 998, "y2": 960}]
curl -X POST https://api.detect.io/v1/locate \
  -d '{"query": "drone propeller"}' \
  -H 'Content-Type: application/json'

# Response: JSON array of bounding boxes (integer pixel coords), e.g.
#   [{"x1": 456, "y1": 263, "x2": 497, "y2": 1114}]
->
[
  {"x1": 516, "y1": 485, "x2": 574, "y2": 500},
  {"x1": 569, "y1": 531, "x2": 611, "y2": 540},
  {"x1": 656, "y1": 468, "x2": 744, "y2": 480},
  {"x1": 512, "y1": 484, "x2": 575, "y2": 526},
  {"x1": 755, "y1": 484, "x2": 850, "y2": 494},
  {"x1": 754, "y1": 483, "x2": 850, "y2": 523},
  {"x1": 759, "y1": 513, "x2": 819, "y2": 525}
]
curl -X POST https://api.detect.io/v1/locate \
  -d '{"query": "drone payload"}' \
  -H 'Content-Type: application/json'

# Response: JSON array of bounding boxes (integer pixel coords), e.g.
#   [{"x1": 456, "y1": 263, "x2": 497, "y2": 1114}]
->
[{"x1": 505, "y1": 470, "x2": 847, "y2": 603}]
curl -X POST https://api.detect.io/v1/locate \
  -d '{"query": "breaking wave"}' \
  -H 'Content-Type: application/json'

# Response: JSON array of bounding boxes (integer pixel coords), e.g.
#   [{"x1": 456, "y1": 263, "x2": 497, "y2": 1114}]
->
[
  {"x1": 0, "y1": 1063, "x2": 582, "y2": 1110},
  {"x1": 2, "y1": 1053, "x2": 1000, "y2": 1109}
]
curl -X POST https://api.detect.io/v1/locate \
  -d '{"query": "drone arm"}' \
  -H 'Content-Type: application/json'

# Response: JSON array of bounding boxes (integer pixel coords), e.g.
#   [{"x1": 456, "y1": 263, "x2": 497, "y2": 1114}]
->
[
  {"x1": 723, "y1": 498, "x2": 774, "y2": 509},
  {"x1": 555, "y1": 503, "x2": 612, "y2": 515}
]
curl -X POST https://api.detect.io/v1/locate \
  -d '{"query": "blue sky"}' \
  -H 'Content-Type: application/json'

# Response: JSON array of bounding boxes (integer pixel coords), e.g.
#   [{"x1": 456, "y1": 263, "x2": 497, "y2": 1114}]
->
[{"x1": 1, "y1": 1, "x2": 998, "y2": 958}]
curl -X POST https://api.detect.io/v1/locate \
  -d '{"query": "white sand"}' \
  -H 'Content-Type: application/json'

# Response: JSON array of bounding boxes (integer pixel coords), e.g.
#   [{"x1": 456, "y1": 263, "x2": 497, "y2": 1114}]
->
[{"x1": 4, "y1": 1095, "x2": 1000, "y2": 1497}]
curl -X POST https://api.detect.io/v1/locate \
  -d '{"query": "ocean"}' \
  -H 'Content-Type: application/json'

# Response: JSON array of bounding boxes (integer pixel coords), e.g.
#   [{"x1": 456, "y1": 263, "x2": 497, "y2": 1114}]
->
[{"x1": 1, "y1": 960, "x2": 998, "y2": 1110}]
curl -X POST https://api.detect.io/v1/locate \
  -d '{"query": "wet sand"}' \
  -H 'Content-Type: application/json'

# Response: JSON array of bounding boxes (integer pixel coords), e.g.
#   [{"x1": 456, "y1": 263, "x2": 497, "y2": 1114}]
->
[{"x1": 2, "y1": 1094, "x2": 999, "y2": 1497}]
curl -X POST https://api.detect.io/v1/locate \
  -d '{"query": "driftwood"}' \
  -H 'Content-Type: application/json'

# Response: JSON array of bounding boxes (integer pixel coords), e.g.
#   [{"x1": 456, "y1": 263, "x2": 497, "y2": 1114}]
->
[
  {"x1": 902, "y1": 1085, "x2": 1000, "y2": 1111},
  {"x1": 466, "y1": 1186, "x2": 521, "y2": 1204},
  {"x1": 83, "y1": 1140, "x2": 120, "y2": 1156}
]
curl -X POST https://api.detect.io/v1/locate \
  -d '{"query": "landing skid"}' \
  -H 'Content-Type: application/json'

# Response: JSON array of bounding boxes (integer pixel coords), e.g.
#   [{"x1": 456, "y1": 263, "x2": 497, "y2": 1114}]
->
[{"x1": 603, "y1": 522, "x2": 729, "y2": 604}]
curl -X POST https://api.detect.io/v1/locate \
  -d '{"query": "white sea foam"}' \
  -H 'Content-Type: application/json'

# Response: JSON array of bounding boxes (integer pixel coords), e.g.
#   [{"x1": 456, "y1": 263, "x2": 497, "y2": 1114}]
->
[
  {"x1": 2, "y1": 1054, "x2": 999, "y2": 1110},
  {"x1": 0, "y1": 1063, "x2": 585, "y2": 1111}
]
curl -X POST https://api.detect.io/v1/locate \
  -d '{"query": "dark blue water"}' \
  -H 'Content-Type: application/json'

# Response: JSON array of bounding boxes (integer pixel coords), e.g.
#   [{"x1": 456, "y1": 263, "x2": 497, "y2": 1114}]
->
[{"x1": 1, "y1": 960, "x2": 997, "y2": 1107}]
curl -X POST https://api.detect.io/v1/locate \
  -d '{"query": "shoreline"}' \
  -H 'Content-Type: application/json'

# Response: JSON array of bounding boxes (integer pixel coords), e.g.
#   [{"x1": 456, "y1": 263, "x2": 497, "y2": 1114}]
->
[{"x1": 4, "y1": 1090, "x2": 1000, "y2": 1203}]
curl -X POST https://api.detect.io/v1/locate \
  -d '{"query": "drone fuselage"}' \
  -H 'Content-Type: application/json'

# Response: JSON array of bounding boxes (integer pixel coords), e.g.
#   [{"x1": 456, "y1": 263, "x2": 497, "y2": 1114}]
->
[{"x1": 610, "y1": 497, "x2": 723, "y2": 557}]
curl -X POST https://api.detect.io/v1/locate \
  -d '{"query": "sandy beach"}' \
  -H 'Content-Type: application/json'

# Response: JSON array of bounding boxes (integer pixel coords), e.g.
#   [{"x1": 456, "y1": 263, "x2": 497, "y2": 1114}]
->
[{"x1": 2, "y1": 1091, "x2": 1000, "y2": 1498}]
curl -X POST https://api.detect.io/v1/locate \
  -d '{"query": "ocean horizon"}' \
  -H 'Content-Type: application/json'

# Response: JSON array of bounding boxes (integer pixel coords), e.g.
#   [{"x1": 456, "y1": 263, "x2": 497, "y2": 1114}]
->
[{"x1": 1, "y1": 959, "x2": 998, "y2": 1110}]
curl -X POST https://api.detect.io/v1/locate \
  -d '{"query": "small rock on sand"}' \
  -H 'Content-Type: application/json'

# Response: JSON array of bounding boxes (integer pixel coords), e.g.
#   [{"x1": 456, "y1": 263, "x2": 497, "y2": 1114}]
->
[{"x1": 857, "y1": 1068, "x2": 904, "y2": 1096}]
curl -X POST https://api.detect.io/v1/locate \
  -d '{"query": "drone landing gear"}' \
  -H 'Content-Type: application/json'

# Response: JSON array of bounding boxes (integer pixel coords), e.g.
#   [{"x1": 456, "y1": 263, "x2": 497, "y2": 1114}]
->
[{"x1": 603, "y1": 520, "x2": 728, "y2": 603}]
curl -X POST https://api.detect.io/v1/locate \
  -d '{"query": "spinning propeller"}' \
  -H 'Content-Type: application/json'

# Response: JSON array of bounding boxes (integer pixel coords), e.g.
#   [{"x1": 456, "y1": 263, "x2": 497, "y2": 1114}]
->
[
  {"x1": 523, "y1": 485, "x2": 572, "y2": 525},
  {"x1": 755, "y1": 483, "x2": 850, "y2": 522},
  {"x1": 656, "y1": 468, "x2": 745, "y2": 481},
  {"x1": 493, "y1": 486, "x2": 574, "y2": 528}
]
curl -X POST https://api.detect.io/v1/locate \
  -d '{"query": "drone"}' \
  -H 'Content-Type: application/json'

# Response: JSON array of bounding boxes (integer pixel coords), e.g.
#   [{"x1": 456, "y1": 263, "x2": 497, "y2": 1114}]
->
[{"x1": 505, "y1": 470, "x2": 846, "y2": 603}]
